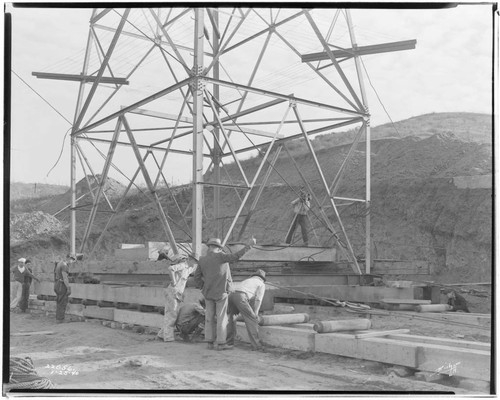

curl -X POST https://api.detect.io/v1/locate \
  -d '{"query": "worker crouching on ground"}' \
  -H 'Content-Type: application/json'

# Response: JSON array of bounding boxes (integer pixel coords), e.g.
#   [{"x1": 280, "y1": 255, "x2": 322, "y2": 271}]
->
[
  {"x1": 175, "y1": 298, "x2": 206, "y2": 342},
  {"x1": 195, "y1": 237, "x2": 256, "y2": 351},
  {"x1": 10, "y1": 258, "x2": 39, "y2": 312},
  {"x1": 447, "y1": 290, "x2": 470, "y2": 313},
  {"x1": 285, "y1": 188, "x2": 311, "y2": 246},
  {"x1": 227, "y1": 269, "x2": 267, "y2": 351},
  {"x1": 54, "y1": 254, "x2": 76, "y2": 323}
]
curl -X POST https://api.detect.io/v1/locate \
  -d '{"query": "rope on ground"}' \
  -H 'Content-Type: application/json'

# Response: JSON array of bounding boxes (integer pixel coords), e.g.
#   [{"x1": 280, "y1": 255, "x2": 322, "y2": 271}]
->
[{"x1": 7, "y1": 357, "x2": 54, "y2": 390}]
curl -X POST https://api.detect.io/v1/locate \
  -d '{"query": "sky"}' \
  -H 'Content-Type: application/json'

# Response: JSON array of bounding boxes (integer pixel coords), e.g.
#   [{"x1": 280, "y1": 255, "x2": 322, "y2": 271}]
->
[{"x1": 6, "y1": 3, "x2": 494, "y2": 187}]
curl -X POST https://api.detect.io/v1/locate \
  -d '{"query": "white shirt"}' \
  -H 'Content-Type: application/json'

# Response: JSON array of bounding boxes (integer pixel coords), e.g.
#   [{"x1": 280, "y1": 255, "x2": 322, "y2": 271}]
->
[{"x1": 234, "y1": 276, "x2": 266, "y2": 314}]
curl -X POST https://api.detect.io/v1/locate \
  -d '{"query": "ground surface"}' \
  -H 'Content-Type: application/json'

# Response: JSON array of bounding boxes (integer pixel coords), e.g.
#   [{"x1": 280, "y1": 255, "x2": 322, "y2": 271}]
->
[{"x1": 8, "y1": 312, "x2": 480, "y2": 394}]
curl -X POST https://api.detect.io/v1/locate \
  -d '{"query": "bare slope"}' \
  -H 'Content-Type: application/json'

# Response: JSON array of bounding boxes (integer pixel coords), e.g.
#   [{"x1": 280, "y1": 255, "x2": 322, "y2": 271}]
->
[{"x1": 9, "y1": 113, "x2": 492, "y2": 284}]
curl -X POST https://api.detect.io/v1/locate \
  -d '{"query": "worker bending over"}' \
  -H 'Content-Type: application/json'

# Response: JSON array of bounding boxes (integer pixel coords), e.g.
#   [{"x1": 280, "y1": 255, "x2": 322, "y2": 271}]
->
[
  {"x1": 195, "y1": 237, "x2": 255, "y2": 351},
  {"x1": 227, "y1": 269, "x2": 267, "y2": 351}
]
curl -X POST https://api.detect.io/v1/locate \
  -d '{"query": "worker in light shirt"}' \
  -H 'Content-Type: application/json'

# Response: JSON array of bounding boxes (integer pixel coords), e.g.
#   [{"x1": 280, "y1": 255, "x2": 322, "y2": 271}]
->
[{"x1": 226, "y1": 269, "x2": 267, "y2": 351}]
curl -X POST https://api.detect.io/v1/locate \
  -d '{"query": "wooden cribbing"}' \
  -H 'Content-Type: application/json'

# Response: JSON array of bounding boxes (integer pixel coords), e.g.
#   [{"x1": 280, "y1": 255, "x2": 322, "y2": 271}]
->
[
  {"x1": 381, "y1": 299, "x2": 431, "y2": 305},
  {"x1": 314, "y1": 319, "x2": 371, "y2": 333}
]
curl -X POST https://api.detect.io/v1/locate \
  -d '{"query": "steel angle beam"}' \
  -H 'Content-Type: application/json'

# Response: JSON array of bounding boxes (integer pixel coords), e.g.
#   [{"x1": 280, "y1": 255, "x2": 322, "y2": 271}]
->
[
  {"x1": 301, "y1": 39, "x2": 417, "y2": 63},
  {"x1": 32, "y1": 72, "x2": 129, "y2": 85}
]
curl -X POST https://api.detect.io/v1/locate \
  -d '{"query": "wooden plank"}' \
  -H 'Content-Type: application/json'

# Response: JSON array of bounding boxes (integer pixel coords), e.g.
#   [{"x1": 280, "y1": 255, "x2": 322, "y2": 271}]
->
[
  {"x1": 388, "y1": 333, "x2": 490, "y2": 351},
  {"x1": 271, "y1": 285, "x2": 417, "y2": 304},
  {"x1": 315, "y1": 333, "x2": 419, "y2": 367},
  {"x1": 83, "y1": 306, "x2": 115, "y2": 321},
  {"x1": 236, "y1": 322, "x2": 315, "y2": 352},
  {"x1": 120, "y1": 244, "x2": 145, "y2": 249},
  {"x1": 315, "y1": 332, "x2": 490, "y2": 380},
  {"x1": 381, "y1": 299, "x2": 431, "y2": 305},
  {"x1": 355, "y1": 329, "x2": 410, "y2": 339},
  {"x1": 12, "y1": 331, "x2": 55, "y2": 336},
  {"x1": 415, "y1": 344, "x2": 490, "y2": 381},
  {"x1": 229, "y1": 244, "x2": 336, "y2": 263},
  {"x1": 114, "y1": 248, "x2": 150, "y2": 261},
  {"x1": 113, "y1": 309, "x2": 163, "y2": 328}
]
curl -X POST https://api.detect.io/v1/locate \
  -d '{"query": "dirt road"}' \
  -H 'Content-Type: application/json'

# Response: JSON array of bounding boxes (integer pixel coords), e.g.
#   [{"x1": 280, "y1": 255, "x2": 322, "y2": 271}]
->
[{"x1": 8, "y1": 312, "x2": 471, "y2": 394}]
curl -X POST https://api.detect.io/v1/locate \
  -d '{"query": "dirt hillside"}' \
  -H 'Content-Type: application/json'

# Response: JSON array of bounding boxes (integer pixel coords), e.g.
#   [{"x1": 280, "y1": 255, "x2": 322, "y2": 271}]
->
[{"x1": 9, "y1": 113, "x2": 492, "y2": 285}]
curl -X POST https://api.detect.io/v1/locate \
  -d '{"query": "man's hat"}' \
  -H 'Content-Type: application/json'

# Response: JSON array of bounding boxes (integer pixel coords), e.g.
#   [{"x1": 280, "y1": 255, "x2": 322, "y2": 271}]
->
[
  {"x1": 206, "y1": 238, "x2": 223, "y2": 249},
  {"x1": 251, "y1": 269, "x2": 266, "y2": 282},
  {"x1": 17, "y1": 258, "x2": 26, "y2": 264}
]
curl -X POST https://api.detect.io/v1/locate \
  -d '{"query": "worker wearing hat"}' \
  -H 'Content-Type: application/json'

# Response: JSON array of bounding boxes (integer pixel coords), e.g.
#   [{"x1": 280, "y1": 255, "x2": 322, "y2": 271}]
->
[
  {"x1": 285, "y1": 188, "x2": 311, "y2": 246},
  {"x1": 226, "y1": 269, "x2": 267, "y2": 351},
  {"x1": 194, "y1": 237, "x2": 256, "y2": 350},
  {"x1": 10, "y1": 258, "x2": 39, "y2": 311},
  {"x1": 53, "y1": 254, "x2": 76, "y2": 323}
]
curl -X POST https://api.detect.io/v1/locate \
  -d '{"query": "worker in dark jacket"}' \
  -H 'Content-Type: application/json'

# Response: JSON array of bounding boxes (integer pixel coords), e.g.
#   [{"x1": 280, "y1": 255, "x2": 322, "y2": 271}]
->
[
  {"x1": 447, "y1": 290, "x2": 470, "y2": 313},
  {"x1": 10, "y1": 258, "x2": 39, "y2": 311},
  {"x1": 227, "y1": 269, "x2": 267, "y2": 351},
  {"x1": 175, "y1": 299, "x2": 206, "y2": 342},
  {"x1": 19, "y1": 259, "x2": 35, "y2": 313},
  {"x1": 54, "y1": 254, "x2": 76, "y2": 323},
  {"x1": 194, "y1": 237, "x2": 255, "y2": 350}
]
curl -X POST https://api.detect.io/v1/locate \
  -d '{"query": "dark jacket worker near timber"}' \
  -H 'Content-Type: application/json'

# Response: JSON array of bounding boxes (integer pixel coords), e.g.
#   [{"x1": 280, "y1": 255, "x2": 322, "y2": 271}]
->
[
  {"x1": 194, "y1": 237, "x2": 256, "y2": 351},
  {"x1": 54, "y1": 254, "x2": 76, "y2": 323}
]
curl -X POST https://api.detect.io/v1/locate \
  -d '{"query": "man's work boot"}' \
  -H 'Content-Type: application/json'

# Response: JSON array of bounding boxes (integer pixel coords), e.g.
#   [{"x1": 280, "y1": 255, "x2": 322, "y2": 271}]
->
[{"x1": 207, "y1": 342, "x2": 215, "y2": 350}]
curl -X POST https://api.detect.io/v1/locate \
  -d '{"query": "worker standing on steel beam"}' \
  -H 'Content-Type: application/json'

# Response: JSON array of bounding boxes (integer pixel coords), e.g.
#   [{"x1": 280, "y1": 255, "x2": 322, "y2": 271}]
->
[
  {"x1": 53, "y1": 254, "x2": 76, "y2": 323},
  {"x1": 285, "y1": 188, "x2": 311, "y2": 246},
  {"x1": 194, "y1": 237, "x2": 255, "y2": 351},
  {"x1": 226, "y1": 269, "x2": 267, "y2": 351}
]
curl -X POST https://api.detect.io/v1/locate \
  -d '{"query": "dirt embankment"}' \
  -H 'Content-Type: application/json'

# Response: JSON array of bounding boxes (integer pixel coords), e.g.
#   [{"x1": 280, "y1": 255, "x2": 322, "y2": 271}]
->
[{"x1": 9, "y1": 116, "x2": 492, "y2": 285}]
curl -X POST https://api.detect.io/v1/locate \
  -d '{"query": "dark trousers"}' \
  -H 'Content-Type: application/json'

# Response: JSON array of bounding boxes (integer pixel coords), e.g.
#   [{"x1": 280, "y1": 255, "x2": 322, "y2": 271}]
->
[
  {"x1": 285, "y1": 214, "x2": 309, "y2": 245},
  {"x1": 176, "y1": 314, "x2": 205, "y2": 336},
  {"x1": 19, "y1": 283, "x2": 31, "y2": 312},
  {"x1": 54, "y1": 281, "x2": 69, "y2": 321},
  {"x1": 227, "y1": 291, "x2": 261, "y2": 349}
]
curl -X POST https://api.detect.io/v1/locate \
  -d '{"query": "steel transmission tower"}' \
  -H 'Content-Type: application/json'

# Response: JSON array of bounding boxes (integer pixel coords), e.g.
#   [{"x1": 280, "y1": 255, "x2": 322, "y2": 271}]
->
[{"x1": 34, "y1": 7, "x2": 415, "y2": 273}]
